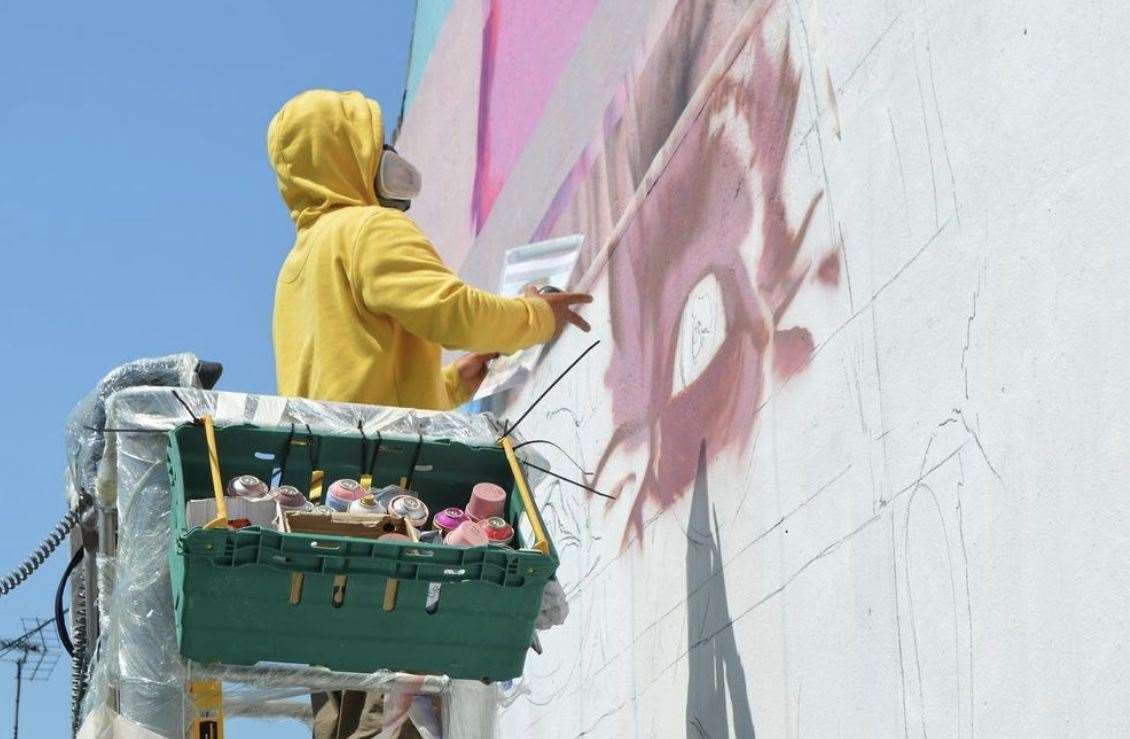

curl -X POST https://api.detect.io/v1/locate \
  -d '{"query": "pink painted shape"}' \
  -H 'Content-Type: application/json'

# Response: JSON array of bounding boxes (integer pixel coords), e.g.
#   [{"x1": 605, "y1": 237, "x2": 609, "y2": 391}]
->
[
  {"x1": 533, "y1": 0, "x2": 748, "y2": 248},
  {"x1": 773, "y1": 327, "x2": 815, "y2": 379},
  {"x1": 472, "y1": 0, "x2": 600, "y2": 232},
  {"x1": 817, "y1": 250, "x2": 841, "y2": 286},
  {"x1": 588, "y1": 14, "x2": 833, "y2": 547}
]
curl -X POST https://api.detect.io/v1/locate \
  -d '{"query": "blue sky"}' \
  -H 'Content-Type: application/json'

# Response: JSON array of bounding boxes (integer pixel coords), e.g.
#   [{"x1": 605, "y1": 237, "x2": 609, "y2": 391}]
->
[{"x1": 0, "y1": 1, "x2": 415, "y2": 736}]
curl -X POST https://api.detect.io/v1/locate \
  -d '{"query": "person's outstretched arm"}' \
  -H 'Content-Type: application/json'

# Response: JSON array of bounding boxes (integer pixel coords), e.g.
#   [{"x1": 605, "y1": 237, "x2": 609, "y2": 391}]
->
[{"x1": 352, "y1": 210, "x2": 555, "y2": 354}]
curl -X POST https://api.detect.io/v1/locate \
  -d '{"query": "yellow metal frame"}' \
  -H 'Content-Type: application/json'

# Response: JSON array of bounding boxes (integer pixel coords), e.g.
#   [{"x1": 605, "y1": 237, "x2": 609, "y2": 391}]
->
[
  {"x1": 201, "y1": 415, "x2": 228, "y2": 530},
  {"x1": 499, "y1": 437, "x2": 549, "y2": 555},
  {"x1": 187, "y1": 678, "x2": 224, "y2": 738}
]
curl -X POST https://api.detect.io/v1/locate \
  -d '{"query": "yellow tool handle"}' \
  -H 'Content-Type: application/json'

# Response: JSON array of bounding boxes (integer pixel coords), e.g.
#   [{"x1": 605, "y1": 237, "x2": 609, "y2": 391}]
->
[
  {"x1": 500, "y1": 437, "x2": 549, "y2": 555},
  {"x1": 309, "y1": 469, "x2": 324, "y2": 502},
  {"x1": 202, "y1": 415, "x2": 228, "y2": 528},
  {"x1": 383, "y1": 579, "x2": 399, "y2": 611}
]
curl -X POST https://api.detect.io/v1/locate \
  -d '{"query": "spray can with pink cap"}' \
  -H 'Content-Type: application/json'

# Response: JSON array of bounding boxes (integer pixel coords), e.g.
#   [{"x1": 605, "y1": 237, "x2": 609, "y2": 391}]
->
[
  {"x1": 444, "y1": 520, "x2": 489, "y2": 548},
  {"x1": 273, "y1": 485, "x2": 312, "y2": 512},
  {"x1": 432, "y1": 507, "x2": 467, "y2": 535},
  {"x1": 326, "y1": 479, "x2": 366, "y2": 512},
  {"x1": 465, "y1": 482, "x2": 507, "y2": 521}
]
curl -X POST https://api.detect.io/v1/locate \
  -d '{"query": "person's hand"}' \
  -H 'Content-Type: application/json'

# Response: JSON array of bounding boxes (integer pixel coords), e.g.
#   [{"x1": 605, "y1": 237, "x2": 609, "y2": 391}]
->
[
  {"x1": 453, "y1": 352, "x2": 500, "y2": 396},
  {"x1": 523, "y1": 285, "x2": 593, "y2": 336}
]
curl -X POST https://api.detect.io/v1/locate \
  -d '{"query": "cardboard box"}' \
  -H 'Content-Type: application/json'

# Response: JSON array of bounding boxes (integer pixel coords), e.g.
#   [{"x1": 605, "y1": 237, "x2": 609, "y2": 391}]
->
[
  {"x1": 281, "y1": 510, "x2": 407, "y2": 540},
  {"x1": 185, "y1": 497, "x2": 277, "y2": 529}
]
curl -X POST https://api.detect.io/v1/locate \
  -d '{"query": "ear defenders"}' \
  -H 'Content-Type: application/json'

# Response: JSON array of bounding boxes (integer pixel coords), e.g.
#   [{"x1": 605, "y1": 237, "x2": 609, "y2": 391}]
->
[{"x1": 376, "y1": 144, "x2": 422, "y2": 211}]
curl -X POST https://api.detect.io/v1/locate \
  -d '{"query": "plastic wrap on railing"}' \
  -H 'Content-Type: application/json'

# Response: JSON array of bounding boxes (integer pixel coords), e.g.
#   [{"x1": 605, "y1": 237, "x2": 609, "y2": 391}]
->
[
  {"x1": 222, "y1": 685, "x2": 313, "y2": 723},
  {"x1": 63, "y1": 353, "x2": 201, "y2": 508},
  {"x1": 191, "y1": 664, "x2": 449, "y2": 694},
  {"x1": 79, "y1": 386, "x2": 539, "y2": 737},
  {"x1": 223, "y1": 697, "x2": 313, "y2": 722}
]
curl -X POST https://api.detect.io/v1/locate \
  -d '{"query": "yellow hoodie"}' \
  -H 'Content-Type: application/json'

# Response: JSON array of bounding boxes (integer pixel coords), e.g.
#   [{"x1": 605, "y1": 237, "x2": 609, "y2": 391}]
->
[{"x1": 269, "y1": 90, "x2": 554, "y2": 410}]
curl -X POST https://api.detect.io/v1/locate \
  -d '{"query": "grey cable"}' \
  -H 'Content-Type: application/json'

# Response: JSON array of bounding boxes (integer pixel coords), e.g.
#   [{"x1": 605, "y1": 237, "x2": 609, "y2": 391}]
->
[
  {"x1": 70, "y1": 569, "x2": 87, "y2": 736},
  {"x1": 0, "y1": 504, "x2": 85, "y2": 599}
]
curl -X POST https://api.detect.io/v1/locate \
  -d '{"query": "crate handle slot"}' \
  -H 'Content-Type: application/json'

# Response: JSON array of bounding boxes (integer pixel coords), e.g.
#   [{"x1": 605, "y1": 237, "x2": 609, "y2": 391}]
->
[
  {"x1": 254, "y1": 451, "x2": 276, "y2": 461},
  {"x1": 425, "y1": 582, "x2": 441, "y2": 614},
  {"x1": 332, "y1": 575, "x2": 347, "y2": 607},
  {"x1": 309, "y1": 541, "x2": 341, "y2": 551}
]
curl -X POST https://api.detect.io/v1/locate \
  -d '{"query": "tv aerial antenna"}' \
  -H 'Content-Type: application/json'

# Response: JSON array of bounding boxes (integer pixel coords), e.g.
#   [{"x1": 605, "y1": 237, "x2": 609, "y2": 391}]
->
[{"x1": 1, "y1": 616, "x2": 62, "y2": 739}]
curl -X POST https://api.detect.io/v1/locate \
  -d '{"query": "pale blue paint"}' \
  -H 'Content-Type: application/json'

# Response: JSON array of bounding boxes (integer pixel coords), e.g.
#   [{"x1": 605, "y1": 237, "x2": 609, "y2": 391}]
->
[{"x1": 403, "y1": 0, "x2": 457, "y2": 111}]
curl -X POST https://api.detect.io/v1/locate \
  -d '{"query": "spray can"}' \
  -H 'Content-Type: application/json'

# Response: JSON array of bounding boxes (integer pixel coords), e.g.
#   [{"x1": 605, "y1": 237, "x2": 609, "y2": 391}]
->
[
  {"x1": 373, "y1": 484, "x2": 411, "y2": 510},
  {"x1": 418, "y1": 529, "x2": 442, "y2": 544},
  {"x1": 326, "y1": 479, "x2": 366, "y2": 512},
  {"x1": 432, "y1": 507, "x2": 467, "y2": 535},
  {"x1": 348, "y1": 494, "x2": 385, "y2": 516},
  {"x1": 227, "y1": 475, "x2": 271, "y2": 501},
  {"x1": 466, "y1": 482, "x2": 507, "y2": 521},
  {"x1": 480, "y1": 516, "x2": 515, "y2": 546},
  {"x1": 444, "y1": 520, "x2": 489, "y2": 547},
  {"x1": 387, "y1": 494, "x2": 429, "y2": 528},
  {"x1": 273, "y1": 485, "x2": 310, "y2": 511}
]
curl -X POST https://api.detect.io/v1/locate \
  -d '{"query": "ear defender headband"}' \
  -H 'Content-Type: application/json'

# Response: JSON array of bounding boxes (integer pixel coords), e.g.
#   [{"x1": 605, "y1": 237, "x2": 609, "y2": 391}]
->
[{"x1": 377, "y1": 144, "x2": 422, "y2": 211}]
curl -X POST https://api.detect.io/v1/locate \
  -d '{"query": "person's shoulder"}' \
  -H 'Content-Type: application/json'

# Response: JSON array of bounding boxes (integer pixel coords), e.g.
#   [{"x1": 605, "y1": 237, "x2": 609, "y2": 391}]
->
[
  {"x1": 357, "y1": 205, "x2": 425, "y2": 233},
  {"x1": 353, "y1": 206, "x2": 430, "y2": 247},
  {"x1": 348, "y1": 207, "x2": 434, "y2": 270}
]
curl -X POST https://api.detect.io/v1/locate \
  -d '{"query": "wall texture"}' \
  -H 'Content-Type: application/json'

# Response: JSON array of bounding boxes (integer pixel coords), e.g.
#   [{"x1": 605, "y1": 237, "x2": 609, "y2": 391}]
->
[{"x1": 397, "y1": 1, "x2": 1130, "y2": 735}]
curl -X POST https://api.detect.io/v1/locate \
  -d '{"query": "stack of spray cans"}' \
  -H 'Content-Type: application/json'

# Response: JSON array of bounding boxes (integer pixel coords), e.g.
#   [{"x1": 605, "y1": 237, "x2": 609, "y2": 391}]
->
[
  {"x1": 431, "y1": 482, "x2": 514, "y2": 548},
  {"x1": 226, "y1": 475, "x2": 315, "y2": 512},
  {"x1": 220, "y1": 474, "x2": 516, "y2": 547}
]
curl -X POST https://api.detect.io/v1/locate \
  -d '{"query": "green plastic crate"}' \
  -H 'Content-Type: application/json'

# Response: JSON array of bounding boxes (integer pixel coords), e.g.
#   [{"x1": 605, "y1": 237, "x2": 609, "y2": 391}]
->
[{"x1": 167, "y1": 422, "x2": 558, "y2": 681}]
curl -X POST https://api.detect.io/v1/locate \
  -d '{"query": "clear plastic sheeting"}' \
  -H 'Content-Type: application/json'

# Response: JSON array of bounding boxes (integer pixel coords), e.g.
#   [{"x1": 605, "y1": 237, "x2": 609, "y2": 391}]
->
[
  {"x1": 74, "y1": 386, "x2": 544, "y2": 738},
  {"x1": 77, "y1": 705, "x2": 166, "y2": 739},
  {"x1": 64, "y1": 352, "x2": 202, "y2": 509},
  {"x1": 191, "y1": 664, "x2": 449, "y2": 694}
]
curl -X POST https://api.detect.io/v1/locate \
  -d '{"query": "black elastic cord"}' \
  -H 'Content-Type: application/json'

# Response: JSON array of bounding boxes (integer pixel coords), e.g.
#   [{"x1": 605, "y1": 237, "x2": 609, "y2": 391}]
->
[
  {"x1": 358, "y1": 421, "x2": 368, "y2": 474},
  {"x1": 521, "y1": 460, "x2": 617, "y2": 500},
  {"x1": 499, "y1": 340, "x2": 600, "y2": 441},
  {"x1": 512, "y1": 439, "x2": 592, "y2": 476},
  {"x1": 171, "y1": 390, "x2": 202, "y2": 424},
  {"x1": 405, "y1": 433, "x2": 424, "y2": 490},
  {"x1": 276, "y1": 423, "x2": 296, "y2": 484},
  {"x1": 56, "y1": 547, "x2": 84, "y2": 657},
  {"x1": 88, "y1": 388, "x2": 204, "y2": 433},
  {"x1": 304, "y1": 424, "x2": 320, "y2": 468},
  {"x1": 356, "y1": 422, "x2": 383, "y2": 478},
  {"x1": 368, "y1": 431, "x2": 383, "y2": 476}
]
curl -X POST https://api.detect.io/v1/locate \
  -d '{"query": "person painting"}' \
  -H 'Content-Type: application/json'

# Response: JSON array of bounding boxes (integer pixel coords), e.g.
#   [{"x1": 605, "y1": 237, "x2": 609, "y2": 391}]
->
[{"x1": 267, "y1": 90, "x2": 590, "y2": 738}]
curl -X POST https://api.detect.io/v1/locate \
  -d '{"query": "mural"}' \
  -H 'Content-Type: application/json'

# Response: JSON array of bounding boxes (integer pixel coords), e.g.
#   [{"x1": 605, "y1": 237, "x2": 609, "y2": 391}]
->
[
  {"x1": 471, "y1": 0, "x2": 601, "y2": 231},
  {"x1": 536, "y1": 10, "x2": 836, "y2": 546},
  {"x1": 398, "y1": 0, "x2": 1124, "y2": 736}
]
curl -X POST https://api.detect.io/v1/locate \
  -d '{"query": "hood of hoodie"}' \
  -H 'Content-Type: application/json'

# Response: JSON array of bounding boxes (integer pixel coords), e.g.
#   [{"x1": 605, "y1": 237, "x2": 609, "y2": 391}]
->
[{"x1": 267, "y1": 90, "x2": 383, "y2": 231}]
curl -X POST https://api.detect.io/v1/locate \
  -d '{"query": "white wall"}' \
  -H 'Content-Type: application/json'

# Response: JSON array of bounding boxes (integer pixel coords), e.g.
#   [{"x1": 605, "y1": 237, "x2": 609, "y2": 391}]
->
[{"x1": 407, "y1": 1, "x2": 1130, "y2": 735}]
